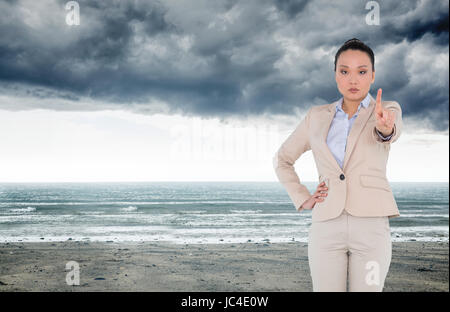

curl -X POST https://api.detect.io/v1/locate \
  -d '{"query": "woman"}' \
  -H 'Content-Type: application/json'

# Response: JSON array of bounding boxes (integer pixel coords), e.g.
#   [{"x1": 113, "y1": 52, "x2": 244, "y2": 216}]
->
[{"x1": 273, "y1": 38, "x2": 403, "y2": 292}]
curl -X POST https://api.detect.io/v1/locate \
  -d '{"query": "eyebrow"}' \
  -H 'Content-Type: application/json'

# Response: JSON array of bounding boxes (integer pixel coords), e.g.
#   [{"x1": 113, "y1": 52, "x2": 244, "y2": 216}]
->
[{"x1": 339, "y1": 65, "x2": 369, "y2": 68}]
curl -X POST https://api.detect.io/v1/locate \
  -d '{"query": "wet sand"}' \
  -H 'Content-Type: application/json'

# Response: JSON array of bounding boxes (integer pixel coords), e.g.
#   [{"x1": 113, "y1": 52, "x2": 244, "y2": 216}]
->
[{"x1": 0, "y1": 241, "x2": 448, "y2": 292}]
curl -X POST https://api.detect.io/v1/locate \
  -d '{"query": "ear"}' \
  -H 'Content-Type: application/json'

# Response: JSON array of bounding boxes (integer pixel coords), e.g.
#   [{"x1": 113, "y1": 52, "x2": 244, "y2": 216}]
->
[{"x1": 371, "y1": 70, "x2": 375, "y2": 84}]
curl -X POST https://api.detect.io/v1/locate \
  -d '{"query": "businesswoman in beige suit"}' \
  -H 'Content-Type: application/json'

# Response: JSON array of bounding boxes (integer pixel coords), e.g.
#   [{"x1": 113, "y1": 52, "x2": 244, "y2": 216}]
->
[{"x1": 273, "y1": 38, "x2": 403, "y2": 292}]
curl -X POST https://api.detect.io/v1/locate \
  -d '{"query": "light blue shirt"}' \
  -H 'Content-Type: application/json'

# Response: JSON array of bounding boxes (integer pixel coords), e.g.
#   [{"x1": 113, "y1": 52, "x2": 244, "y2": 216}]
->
[{"x1": 326, "y1": 92, "x2": 393, "y2": 169}]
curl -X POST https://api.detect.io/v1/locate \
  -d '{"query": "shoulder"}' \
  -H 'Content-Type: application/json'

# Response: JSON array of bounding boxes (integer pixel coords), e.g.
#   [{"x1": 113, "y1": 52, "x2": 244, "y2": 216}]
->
[
  {"x1": 308, "y1": 101, "x2": 336, "y2": 116},
  {"x1": 382, "y1": 100, "x2": 402, "y2": 112}
]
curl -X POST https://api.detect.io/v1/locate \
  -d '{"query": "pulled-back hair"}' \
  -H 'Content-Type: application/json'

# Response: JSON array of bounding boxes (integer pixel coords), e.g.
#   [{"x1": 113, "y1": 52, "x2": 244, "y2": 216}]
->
[{"x1": 334, "y1": 38, "x2": 375, "y2": 72}]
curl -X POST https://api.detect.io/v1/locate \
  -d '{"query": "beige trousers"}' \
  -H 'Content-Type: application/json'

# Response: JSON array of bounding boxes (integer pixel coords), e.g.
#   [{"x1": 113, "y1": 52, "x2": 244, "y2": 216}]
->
[{"x1": 308, "y1": 209, "x2": 392, "y2": 292}]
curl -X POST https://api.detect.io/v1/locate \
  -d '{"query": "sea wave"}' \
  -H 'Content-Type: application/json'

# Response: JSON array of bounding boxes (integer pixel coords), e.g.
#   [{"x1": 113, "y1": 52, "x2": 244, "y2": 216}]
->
[
  {"x1": 8, "y1": 206, "x2": 37, "y2": 213},
  {"x1": 230, "y1": 209, "x2": 263, "y2": 214},
  {"x1": 120, "y1": 206, "x2": 138, "y2": 212}
]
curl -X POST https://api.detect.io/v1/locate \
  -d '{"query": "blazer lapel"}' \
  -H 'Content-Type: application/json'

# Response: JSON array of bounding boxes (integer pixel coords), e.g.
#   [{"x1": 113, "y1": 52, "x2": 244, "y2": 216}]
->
[
  {"x1": 320, "y1": 100, "x2": 344, "y2": 173},
  {"x1": 342, "y1": 93, "x2": 376, "y2": 171},
  {"x1": 320, "y1": 94, "x2": 376, "y2": 173}
]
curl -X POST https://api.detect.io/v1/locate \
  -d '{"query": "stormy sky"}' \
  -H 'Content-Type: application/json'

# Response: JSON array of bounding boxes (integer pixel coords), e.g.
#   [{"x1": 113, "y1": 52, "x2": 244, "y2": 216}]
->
[
  {"x1": 1, "y1": 0, "x2": 448, "y2": 129},
  {"x1": 0, "y1": 0, "x2": 448, "y2": 182}
]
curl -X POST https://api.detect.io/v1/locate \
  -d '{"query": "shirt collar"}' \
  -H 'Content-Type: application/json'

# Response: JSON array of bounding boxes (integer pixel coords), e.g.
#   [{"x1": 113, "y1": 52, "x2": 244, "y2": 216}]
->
[{"x1": 336, "y1": 92, "x2": 371, "y2": 114}]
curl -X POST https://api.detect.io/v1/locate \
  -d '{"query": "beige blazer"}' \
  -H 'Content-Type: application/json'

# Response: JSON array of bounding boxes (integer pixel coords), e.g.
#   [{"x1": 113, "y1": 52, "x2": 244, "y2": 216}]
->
[{"x1": 273, "y1": 93, "x2": 403, "y2": 222}]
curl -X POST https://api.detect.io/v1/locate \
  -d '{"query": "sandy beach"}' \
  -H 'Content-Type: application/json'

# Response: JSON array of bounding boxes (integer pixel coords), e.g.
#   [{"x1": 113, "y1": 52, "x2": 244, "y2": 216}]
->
[{"x1": 0, "y1": 241, "x2": 448, "y2": 292}]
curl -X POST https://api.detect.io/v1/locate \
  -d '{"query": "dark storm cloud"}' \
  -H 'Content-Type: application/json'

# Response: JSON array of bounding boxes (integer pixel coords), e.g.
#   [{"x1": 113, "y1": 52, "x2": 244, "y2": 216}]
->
[
  {"x1": 273, "y1": 0, "x2": 309, "y2": 19},
  {"x1": 378, "y1": 0, "x2": 449, "y2": 46},
  {"x1": 0, "y1": 0, "x2": 448, "y2": 131}
]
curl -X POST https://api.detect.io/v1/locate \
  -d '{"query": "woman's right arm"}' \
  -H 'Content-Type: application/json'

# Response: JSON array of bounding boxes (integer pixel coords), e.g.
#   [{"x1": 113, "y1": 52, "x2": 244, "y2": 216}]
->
[{"x1": 273, "y1": 107, "x2": 313, "y2": 212}]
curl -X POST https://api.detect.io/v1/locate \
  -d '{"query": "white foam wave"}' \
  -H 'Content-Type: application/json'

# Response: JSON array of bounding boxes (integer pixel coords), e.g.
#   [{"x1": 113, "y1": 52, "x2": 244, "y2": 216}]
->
[
  {"x1": 9, "y1": 206, "x2": 36, "y2": 213},
  {"x1": 120, "y1": 206, "x2": 138, "y2": 212},
  {"x1": 230, "y1": 209, "x2": 263, "y2": 214},
  {"x1": 0, "y1": 200, "x2": 291, "y2": 206}
]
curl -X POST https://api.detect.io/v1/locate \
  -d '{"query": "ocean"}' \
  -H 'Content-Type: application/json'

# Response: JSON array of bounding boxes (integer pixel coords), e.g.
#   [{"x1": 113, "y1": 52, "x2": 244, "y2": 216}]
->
[{"x1": 0, "y1": 182, "x2": 448, "y2": 244}]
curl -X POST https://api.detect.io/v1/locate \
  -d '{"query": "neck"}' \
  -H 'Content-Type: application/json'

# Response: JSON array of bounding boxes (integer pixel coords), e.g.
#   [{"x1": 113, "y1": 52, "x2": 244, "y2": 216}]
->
[
  {"x1": 342, "y1": 97, "x2": 362, "y2": 112},
  {"x1": 342, "y1": 98, "x2": 362, "y2": 119}
]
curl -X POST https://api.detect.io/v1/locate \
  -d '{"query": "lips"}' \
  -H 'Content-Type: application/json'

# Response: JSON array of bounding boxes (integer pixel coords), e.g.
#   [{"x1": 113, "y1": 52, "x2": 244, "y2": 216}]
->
[{"x1": 349, "y1": 88, "x2": 359, "y2": 92}]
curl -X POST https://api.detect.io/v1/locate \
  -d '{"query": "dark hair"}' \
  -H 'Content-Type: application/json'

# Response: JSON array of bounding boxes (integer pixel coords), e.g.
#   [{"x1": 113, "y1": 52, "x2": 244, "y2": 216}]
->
[{"x1": 334, "y1": 38, "x2": 375, "y2": 72}]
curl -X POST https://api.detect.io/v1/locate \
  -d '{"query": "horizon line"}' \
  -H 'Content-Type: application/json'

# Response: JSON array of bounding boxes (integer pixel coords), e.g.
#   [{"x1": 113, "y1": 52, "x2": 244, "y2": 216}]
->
[{"x1": 0, "y1": 180, "x2": 448, "y2": 183}]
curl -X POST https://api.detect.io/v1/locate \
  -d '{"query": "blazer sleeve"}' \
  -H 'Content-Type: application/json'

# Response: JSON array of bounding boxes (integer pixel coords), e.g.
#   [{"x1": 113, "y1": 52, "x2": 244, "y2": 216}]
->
[
  {"x1": 372, "y1": 101, "x2": 403, "y2": 144},
  {"x1": 273, "y1": 107, "x2": 312, "y2": 212}
]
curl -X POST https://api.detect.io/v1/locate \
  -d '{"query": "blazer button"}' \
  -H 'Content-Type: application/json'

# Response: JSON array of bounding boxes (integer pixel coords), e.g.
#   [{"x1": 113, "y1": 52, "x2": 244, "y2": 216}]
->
[{"x1": 340, "y1": 174, "x2": 345, "y2": 180}]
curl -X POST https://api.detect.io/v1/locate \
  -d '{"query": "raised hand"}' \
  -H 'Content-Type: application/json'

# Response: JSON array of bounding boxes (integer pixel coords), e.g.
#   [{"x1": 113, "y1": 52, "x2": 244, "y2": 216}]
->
[{"x1": 375, "y1": 88, "x2": 395, "y2": 136}]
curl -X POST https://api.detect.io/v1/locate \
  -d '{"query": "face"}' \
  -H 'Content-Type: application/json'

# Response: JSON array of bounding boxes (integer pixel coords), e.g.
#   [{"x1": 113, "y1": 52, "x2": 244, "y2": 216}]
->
[{"x1": 335, "y1": 49, "x2": 375, "y2": 102}]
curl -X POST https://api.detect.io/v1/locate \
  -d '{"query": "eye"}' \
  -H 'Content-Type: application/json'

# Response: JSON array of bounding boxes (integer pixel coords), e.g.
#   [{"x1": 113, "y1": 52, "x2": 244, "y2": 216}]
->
[
  {"x1": 340, "y1": 70, "x2": 347, "y2": 74},
  {"x1": 360, "y1": 71, "x2": 367, "y2": 74}
]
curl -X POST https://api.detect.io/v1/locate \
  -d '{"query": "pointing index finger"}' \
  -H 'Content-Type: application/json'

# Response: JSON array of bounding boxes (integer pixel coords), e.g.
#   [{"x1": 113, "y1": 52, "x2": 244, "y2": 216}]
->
[{"x1": 376, "y1": 88, "x2": 382, "y2": 115}]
